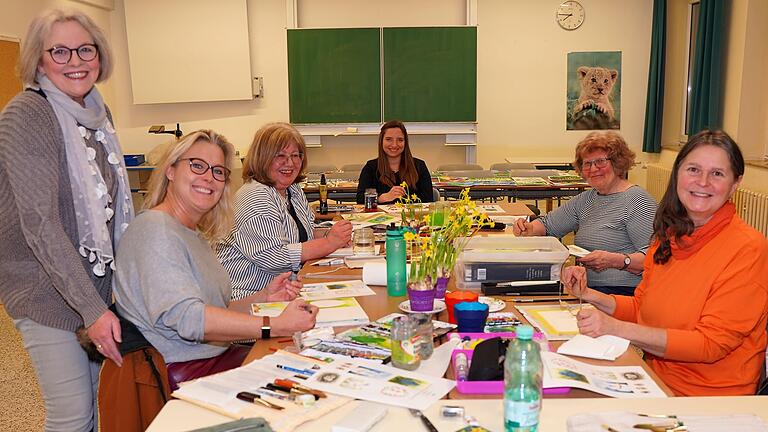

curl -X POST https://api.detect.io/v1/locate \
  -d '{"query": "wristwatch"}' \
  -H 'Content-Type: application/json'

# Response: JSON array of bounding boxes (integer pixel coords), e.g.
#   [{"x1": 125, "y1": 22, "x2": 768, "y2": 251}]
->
[
  {"x1": 261, "y1": 316, "x2": 271, "y2": 339},
  {"x1": 620, "y1": 254, "x2": 631, "y2": 270}
]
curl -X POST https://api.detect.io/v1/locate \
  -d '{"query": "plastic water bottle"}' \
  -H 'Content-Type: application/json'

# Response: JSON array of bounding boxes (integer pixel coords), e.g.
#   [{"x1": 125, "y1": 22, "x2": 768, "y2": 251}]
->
[
  {"x1": 385, "y1": 223, "x2": 407, "y2": 296},
  {"x1": 504, "y1": 325, "x2": 542, "y2": 432}
]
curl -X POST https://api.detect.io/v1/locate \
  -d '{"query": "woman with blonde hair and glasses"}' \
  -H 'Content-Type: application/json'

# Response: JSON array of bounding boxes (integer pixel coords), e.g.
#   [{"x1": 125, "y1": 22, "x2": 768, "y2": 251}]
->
[
  {"x1": 514, "y1": 131, "x2": 656, "y2": 296},
  {"x1": 114, "y1": 129, "x2": 317, "y2": 390},
  {"x1": 0, "y1": 9, "x2": 131, "y2": 430},
  {"x1": 217, "y1": 122, "x2": 352, "y2": 300}
]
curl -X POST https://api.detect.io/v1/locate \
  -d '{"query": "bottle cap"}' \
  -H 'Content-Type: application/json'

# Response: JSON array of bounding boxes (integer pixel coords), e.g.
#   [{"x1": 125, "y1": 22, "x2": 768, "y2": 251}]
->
[
  {"x1": 516, "y1": 324, "x2": 534, "y2": 340},
  {"x1": 320, "y1": 173, "x2": 326, "y2": 184}
]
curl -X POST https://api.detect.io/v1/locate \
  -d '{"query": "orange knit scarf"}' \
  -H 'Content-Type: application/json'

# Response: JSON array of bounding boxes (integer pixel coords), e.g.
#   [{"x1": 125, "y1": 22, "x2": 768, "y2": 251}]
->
[{"x1": 669, "y1": 202, "x2": 736, "y2": 260}]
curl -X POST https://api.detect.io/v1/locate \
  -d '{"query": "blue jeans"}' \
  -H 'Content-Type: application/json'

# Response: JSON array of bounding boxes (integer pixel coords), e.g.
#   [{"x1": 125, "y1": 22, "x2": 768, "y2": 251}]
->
[{"x1": 14, "y1": 318, "x2": 100, "y2": 432}]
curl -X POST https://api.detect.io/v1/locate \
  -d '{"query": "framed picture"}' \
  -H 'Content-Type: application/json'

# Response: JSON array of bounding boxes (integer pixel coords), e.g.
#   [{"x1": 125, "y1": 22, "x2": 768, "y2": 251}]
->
[{"x1": 566, "y1": 51, "x2": 622, "y2": 130}]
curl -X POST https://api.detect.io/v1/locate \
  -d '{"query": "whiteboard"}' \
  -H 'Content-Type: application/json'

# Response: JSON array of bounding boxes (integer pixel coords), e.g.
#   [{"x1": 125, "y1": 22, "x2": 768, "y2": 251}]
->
[{"x1": 124, "y1": 0, "x2": 253, "y2": 104}]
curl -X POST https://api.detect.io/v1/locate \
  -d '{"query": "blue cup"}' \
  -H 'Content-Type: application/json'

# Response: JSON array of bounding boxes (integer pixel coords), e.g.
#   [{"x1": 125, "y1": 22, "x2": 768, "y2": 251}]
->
[{"x1": 454, "y1": 301, "x2": 490, "y2": 333}]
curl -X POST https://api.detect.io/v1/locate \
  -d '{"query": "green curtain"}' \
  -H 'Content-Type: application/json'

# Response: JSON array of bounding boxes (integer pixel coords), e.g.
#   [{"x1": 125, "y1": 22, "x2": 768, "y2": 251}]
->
[
  {"x1": 688, "y1": 0, "x2": 726, "y2": 135},
  {"x1": 642, "y1": 0, "x2": 667, "y2": 153}
]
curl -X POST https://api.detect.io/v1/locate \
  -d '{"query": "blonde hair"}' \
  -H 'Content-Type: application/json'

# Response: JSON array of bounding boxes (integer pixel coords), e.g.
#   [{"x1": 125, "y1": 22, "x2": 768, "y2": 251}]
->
[
  {"x1": 143, "y1": 130, "x2": 235, "y2": 242},
  {"x1": 19, "y1": 9, "x2": 114, "y2": 87},
  {"x1": 242, "y1": 122, "x2": 307, "y2": 185}
]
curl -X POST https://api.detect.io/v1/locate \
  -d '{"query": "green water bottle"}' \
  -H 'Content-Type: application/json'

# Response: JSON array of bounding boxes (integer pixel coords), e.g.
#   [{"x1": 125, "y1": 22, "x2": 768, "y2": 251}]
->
[
  {"x1": 385, "y1": 223, "x2": 407, "y2": 296},
  {"x1": 504, "y1": 325, "x2": 542, "y2": 432}
]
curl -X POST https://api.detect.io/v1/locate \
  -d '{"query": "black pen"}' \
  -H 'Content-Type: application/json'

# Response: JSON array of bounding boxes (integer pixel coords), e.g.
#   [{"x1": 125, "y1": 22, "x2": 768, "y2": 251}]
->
[{"x1": 236, "y1": 391, "x2": 284, "y2": 410}]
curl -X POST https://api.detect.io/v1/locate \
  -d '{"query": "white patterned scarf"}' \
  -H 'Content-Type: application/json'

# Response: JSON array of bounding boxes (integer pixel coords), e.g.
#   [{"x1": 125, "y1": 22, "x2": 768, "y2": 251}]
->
[{"x1": 37, "y1": 74, "x2": 134, "y2": 276}]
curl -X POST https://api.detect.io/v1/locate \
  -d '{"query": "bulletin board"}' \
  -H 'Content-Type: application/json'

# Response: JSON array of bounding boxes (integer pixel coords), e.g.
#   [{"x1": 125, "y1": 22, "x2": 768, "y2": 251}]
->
[{"x1": 0, "y1": 38, "x2": 23, "y2": 111}]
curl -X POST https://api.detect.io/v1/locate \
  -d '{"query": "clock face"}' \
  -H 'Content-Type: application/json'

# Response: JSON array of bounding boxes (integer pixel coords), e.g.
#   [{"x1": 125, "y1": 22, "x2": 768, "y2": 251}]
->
[{"x1": 556, "y1": 1, "x2": 585, "y2": 30}]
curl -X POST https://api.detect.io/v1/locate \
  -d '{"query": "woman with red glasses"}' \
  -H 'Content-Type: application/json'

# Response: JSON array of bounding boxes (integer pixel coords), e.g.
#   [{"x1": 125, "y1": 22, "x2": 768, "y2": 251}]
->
[
  {"x1": 216, "y1": 122, "x2": 352, "y2": 300},
  {"x1": 514, "y1": 131, "x2": 656, "y2": 296}
]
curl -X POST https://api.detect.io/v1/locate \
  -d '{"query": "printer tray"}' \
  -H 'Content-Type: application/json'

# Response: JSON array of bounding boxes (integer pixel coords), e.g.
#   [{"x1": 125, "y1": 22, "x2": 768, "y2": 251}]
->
[{"x1": 481, "y1": 281, "x2": 561, "y2": 296}]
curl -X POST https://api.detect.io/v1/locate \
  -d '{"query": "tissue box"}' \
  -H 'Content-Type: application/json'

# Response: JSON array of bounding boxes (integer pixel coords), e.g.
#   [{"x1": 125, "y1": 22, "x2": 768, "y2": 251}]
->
[
  {"x1": 123, "y1": 154, "x2": 146, "y2": 166},
  {"x1": 454, "y1": 236, "x2": 569, "y2": 290}
]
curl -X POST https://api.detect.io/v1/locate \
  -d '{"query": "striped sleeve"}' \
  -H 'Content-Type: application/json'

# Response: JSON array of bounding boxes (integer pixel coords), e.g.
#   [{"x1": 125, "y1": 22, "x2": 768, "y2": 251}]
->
[
  {"x1": 541, "y1": 190, "x2": 590, "y2": 238},
  {"x1": 623, "y1": 188, "x2": 657, "y2": 254},
  {"x1": 218, "y1": 182, "x2": 314, "y2": 300}
]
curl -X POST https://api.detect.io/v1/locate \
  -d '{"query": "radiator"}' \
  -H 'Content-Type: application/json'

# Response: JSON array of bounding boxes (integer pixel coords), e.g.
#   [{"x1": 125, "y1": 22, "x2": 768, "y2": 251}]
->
[{"x1": 646, "y1": 165, "x2": 768, "y2": 237}]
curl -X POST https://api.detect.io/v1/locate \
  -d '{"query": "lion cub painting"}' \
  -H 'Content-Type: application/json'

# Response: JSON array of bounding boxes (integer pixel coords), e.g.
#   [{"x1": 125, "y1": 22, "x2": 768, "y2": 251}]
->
[{"x1": 573, "y1": 66, "x2": 618, "y2": 120}]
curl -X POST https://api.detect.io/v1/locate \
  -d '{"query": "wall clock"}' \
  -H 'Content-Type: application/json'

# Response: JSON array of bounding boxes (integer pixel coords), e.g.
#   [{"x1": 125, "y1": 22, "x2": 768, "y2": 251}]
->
[{"x1": 556, "y1": 1, "x2": 585, "y2": 30}]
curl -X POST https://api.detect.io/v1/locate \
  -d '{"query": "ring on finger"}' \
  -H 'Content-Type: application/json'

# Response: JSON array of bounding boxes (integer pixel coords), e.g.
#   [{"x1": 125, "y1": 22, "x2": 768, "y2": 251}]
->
[{"x1": 96, "y1": 344, "x2": 103, "y2": 350}]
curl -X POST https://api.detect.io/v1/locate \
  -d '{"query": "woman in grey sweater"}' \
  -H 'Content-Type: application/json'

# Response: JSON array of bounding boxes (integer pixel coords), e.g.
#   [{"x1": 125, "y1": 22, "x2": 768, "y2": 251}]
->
[
  {"x1": 513, "y1": 132, "x2": 657, "y2": 296},
  {"x1": 0, "y1": 10, "x2": 132, "y2": 431}
]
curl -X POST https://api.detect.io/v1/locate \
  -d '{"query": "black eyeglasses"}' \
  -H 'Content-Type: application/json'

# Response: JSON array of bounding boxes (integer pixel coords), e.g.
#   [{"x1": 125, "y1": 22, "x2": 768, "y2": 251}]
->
[
  {"x1": 581, "y1": 157, "x2": 611, "y2": 170},
  {"x1": 45, "y1": 44, "x2": 99, "y2": 65},
  {"x1": 177, "y1": 158, "x2": 231, "y2": 182}
]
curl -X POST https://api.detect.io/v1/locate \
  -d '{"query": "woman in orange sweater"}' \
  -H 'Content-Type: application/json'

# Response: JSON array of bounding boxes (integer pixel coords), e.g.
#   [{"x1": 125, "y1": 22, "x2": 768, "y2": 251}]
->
[{"x1": 562, "y1": 129, "x2": 768, "y2": 396}]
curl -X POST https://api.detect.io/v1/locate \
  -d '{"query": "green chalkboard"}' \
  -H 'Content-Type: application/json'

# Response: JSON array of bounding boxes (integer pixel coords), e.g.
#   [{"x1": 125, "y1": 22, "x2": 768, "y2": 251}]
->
[
  {"x1": 384, "y1": 27, "x2": 476, "y2": 122},
  {"x1": 287, "y1": 28, "x2": 381, "y2": 123},
  {"x1": 287, "y1": 27, "x2": 476, "y2": 123}
]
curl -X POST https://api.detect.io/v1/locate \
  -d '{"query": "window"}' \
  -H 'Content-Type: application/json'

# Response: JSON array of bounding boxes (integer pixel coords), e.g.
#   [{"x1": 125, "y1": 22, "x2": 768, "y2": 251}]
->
[{"x1": 681, "y1": 1, "x2": 700, "y2": 141}]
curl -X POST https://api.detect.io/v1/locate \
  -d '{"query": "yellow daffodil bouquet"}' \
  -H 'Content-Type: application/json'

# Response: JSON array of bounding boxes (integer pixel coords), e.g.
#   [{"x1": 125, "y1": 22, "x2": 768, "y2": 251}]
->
[
  {"x1": 394, "y1": 182, "x2": 426, "y2": 230},
  {"x1": 402, "y1": 188, "x2": 494, "y2": 298}
]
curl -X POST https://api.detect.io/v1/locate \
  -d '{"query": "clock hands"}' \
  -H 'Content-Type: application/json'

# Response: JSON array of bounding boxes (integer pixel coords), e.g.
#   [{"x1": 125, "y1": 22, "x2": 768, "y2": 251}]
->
[{"x1": 558, "y1": 13, "x2": 573, "y2": 19}]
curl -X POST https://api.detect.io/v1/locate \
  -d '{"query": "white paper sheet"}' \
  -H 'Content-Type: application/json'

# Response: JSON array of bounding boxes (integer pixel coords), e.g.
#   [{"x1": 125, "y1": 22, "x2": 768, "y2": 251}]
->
[
  {"x1": 557, "y1": 334, "x2": 630, "y2": 361},
  {"x1": 299, "y1": 280, "x2": 376, "y2": 301},
  {"x1": 543, "y1": 351, "x2": 667, "y2": 398}
]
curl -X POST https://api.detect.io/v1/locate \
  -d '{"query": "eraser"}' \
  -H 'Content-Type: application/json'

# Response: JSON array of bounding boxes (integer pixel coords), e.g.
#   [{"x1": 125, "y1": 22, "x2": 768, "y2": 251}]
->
[{"x1": 346, "y1": 127, "x2": 358, "y2": 133}]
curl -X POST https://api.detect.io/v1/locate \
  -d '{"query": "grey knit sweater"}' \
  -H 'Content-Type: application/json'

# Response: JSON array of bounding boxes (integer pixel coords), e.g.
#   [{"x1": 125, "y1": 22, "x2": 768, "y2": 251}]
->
[{"x1": 0, "y1": 90, "x2": 117, "y2": 331}]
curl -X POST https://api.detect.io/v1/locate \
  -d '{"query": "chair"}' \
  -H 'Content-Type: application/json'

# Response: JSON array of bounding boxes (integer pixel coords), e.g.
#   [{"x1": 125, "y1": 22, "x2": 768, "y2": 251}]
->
[
  {"x1": 305, "y1": 164, "x2": 338, "y2": 174},
  {"x1": 340, "y1": 163, "x2": 364, "y2": 173},
  {"x1": 327, "y1": 171, "x2": 360, "y2": 181},
  {"x1": 490, "y1": 162, "x2": 536, "y2": 171},
  {"x1": 436, "y1": 163, "x2": 483, "y2": 171},
  {"x1": 441, "y1": 169, "x2": 497, "y2": 179},
  {"x1": 508, "y1": 169, "x2": 562, "y2": 178}
]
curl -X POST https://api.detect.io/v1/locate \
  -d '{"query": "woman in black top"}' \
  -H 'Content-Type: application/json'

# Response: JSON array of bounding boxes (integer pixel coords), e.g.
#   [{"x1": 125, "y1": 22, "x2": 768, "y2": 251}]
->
[{"x1": 356, "y1": 120, "x2": 434, "y2": 204}]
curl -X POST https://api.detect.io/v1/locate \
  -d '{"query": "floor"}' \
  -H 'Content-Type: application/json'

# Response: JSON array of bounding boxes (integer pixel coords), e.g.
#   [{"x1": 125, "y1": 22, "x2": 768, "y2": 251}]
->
[{"x1": 0, "y1": 305, "x2": 45, "y2": 431}]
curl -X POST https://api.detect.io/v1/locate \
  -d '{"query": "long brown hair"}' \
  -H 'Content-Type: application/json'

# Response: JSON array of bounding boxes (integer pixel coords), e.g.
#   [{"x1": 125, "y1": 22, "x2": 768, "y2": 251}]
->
[
  {"x1": 652, "y1": 129, "x2": 744, "y2": 264},
  {"x1": 376, "y1": 120, "x2": 418, "y2": 188}
]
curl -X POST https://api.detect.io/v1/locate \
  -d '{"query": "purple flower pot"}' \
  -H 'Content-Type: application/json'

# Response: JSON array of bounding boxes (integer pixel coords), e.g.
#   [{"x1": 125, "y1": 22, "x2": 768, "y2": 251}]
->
[
  {"x1": 407, "y1": 286, "x2": 436, "y2": 312},
  {"x1": 434, "y1": 276, "x2": 450, "y2": 299}
]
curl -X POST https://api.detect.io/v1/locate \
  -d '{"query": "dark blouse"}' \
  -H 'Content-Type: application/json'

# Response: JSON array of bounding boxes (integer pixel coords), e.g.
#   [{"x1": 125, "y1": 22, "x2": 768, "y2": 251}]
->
[{"x1": 355, "y1": 158, "x2": 433, "y2": 204}]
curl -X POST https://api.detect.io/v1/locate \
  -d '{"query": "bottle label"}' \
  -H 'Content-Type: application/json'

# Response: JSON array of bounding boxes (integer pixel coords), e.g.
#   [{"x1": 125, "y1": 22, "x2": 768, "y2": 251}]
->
[
  {"x1": 504, "y1": 399, "x2": 540, "y2": 428},
  {"x1": 392, "y1": 338, "x2": 417, "y2": 365}
]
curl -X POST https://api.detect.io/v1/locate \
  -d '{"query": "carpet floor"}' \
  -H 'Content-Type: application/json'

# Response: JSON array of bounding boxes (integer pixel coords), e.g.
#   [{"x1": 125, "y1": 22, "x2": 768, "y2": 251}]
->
[{"x1": 0, "y1": 305, "x2": 45, "y2": 431}]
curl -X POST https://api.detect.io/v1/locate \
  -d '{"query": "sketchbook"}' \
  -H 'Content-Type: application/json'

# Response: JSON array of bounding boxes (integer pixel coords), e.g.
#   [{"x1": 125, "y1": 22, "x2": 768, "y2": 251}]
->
[
  {"x1": 251, "y1": 297, "x2": 369, "y2": 328},
  {"x1": 171, "y1": 351, "x2": 350, "y2": 431},
  {"x1": 542, "y1": 351, "x2": 667, "y2": 398},
  {"x1": 295, "y1": 348, "x2": 455, "y2": 410},
  {"x1": 515, "y1": 304, "x2": 581, "y2": 340},
  {"x1": 299, "y1": 279, "x2": 375, "y2": 301}
]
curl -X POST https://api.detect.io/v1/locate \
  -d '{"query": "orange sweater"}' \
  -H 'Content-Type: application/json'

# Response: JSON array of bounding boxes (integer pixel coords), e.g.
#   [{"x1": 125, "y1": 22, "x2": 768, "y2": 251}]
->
[{"x1": 613, "y1": 211, "x2": 768, "y2": 396}]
